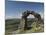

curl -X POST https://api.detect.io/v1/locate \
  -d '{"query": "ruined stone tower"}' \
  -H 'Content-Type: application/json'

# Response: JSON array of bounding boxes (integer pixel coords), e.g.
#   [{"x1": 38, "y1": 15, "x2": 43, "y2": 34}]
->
[{"x1": 19, "y1": 10, "x2": 41, "y2": 30}]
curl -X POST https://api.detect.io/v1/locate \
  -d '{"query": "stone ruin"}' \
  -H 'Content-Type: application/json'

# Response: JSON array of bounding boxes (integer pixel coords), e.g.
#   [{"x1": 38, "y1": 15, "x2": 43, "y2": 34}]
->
[{"x1": 19, "y1": 10, "x2": 41, "y2": 30}]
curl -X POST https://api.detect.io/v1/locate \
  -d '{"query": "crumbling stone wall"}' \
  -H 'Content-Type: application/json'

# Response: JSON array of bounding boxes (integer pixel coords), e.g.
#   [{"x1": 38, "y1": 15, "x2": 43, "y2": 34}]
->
[{"x1": 19, "y1": 10, "x2": 41, "y2": 30}]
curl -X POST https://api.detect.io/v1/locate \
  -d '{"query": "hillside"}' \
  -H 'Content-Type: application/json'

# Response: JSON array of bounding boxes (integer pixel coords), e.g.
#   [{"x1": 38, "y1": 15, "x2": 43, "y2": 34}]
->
[{"x1": 5, "y1": 18, "x2": 44, "y2": 35}]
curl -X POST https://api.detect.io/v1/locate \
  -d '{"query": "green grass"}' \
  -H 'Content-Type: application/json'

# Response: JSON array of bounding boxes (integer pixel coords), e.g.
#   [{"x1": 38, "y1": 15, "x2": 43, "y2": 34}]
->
[{"x1": 5, "y1": 18, "x2": 44, "y2": 35}]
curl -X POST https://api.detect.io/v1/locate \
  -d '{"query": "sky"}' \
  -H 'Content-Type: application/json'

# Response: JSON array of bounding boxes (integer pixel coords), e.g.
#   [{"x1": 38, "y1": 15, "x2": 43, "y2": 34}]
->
[{"x1": 5, "y1": 0, "x2": 44, "y2": 19}]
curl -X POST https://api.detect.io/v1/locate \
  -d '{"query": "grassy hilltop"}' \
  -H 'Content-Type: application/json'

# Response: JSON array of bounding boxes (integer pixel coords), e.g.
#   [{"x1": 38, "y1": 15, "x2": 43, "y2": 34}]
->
[{"x1": 5, "y1": 18, "x2": 44, "y2": 35}]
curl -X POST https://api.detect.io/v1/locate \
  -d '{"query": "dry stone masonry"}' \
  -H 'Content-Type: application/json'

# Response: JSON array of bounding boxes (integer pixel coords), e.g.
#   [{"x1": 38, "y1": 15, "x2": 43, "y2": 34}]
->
[{"x1": 19, "y1": 10, "x2": 41, "y2": 30}]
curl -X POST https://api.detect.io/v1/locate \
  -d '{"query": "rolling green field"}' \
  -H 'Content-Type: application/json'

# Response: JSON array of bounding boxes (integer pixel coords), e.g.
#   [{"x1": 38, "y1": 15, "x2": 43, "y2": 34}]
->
[{"x1": 5, "y1": 18, "x2": 44, "y2": 35}]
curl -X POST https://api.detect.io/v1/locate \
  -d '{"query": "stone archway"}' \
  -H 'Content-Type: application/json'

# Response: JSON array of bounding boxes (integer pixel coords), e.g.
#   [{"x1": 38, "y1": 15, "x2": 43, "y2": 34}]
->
[{"x1": 19, "y1": 10, "x2": 41, "y2": 30}]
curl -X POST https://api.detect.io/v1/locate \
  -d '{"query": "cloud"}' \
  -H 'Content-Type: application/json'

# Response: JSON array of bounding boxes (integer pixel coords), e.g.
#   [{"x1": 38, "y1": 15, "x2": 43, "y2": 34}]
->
[
  {"x1": 27, "y1": 14, "x2": 35, "y2": 18},
  {"x1": 5, "y1": 13, "x2": 22, "y2": 19}
]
